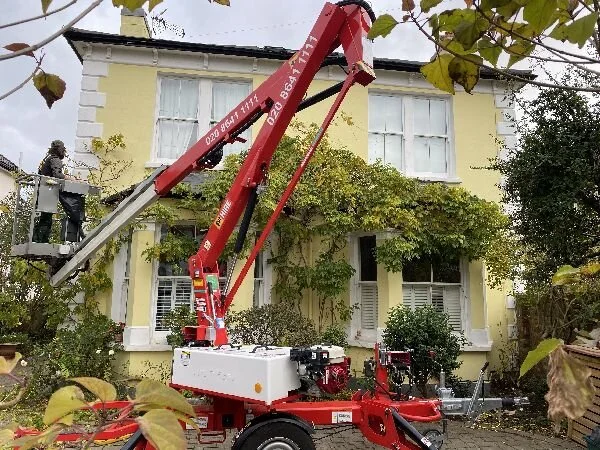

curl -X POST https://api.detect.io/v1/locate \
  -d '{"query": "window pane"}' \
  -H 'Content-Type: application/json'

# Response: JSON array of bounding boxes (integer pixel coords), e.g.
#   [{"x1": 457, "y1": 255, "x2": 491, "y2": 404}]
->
[
  {"x1": 384, "y1": 134, "x2": 403, "y2": 171},
  {"x1": 382, "y1": 95, "x2": 403, "y2": 133},
  {"x1": 159, "y1": 78, "x2": 180, "y2": 117},
  {"x1": 253, "y1": 279, "x2": 263, "y2": 307},
  {"x1": 429, "y1": 138, "x2": 447, "y2": 174},
  {"x1": 368, "y1": 133, "x2": 384, "y2": 164},
  {"x1": 359, "y1": 235, "x2": 377, "y2": 282},
  {"x1": 402, "y1": 257, "x2": 431, "y2": 282},
  {"x1": 369, "y1": 95, "x2": 402, "y2": 133},
  {"x1": 430, "y1": 99, "x2": 447, "y2": 135},
  {"x1": 433, "y1": 259, "x2": 461, "y2": 283},
  {"x1": 179, "y1": 79, "x2": 199, "y2": 118},
  {"x1": 413, "y1": 136, "x2": 430, "y2": 173},
  {"x1": 157, "y1": 119, "x2": 176, "y2": 160},
  {"x1": 413, "y1": 98, "x2": 430, "y2": 135},
  {"x1": 369, "y1": 95, "x2": 387, "y2": 132},
  {"x1": 213, "y1": 81, "x2": 251, "y2": 156},
  {"x1": 254, "y1": 251, "x2": 264, "y2": 278}
]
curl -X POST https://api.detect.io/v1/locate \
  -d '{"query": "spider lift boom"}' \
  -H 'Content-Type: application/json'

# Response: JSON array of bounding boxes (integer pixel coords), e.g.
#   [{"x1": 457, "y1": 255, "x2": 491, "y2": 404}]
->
[{"x1": 12, "y1": 3, "x2": 529, "y2": 449}]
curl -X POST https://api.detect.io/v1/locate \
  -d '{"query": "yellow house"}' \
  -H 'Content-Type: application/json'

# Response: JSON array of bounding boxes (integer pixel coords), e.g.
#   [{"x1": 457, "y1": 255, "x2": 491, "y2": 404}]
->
[{"x1": 64, "y1": 8, "x2": 521, "y2": 381}]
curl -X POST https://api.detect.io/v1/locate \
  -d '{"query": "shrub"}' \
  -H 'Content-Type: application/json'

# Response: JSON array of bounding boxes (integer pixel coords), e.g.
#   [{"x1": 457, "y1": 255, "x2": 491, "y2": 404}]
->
[
  {"x1": 383, "y1": 305, "x2": 466, "y2": 397},
  {"x1": 26, "y1": 310, "x2": 122, "y2": 402},
  {"x1": 164, "y1": 305, "x2": 197, "y2": 347},
  {"x1": 228, "y1": 302, "x2": 319, "y2": 347},
  {"x1": 320, "y1": 323, "x2": 348, "y2": 348}
]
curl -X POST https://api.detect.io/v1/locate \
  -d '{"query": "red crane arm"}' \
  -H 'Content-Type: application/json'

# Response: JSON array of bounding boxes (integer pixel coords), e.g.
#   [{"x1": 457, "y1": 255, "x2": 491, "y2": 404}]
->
[{"x1": 153, "y1": 1, "x2": 376, "y2": 345}]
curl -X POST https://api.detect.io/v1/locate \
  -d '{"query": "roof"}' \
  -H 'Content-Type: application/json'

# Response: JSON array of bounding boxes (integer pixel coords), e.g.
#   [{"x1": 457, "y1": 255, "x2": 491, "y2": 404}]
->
[
  {"x1": 0, "y1": 154, "x2": 18, "y2": 173},
  {"x1": 64, "y1": 28, "x2": 534, "y2": 81}
]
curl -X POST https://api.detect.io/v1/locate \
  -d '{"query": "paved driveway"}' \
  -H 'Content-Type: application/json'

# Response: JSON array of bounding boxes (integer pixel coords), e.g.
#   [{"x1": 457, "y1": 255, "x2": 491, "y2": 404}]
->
[{"x1": 188, "y1": 420, "x2": 582, "y2": 450}]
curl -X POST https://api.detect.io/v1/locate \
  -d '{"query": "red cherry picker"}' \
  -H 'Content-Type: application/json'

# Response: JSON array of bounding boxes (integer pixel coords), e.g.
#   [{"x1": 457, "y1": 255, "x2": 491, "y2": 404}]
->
[{"x1": 11, "y1": 2, "x2": 528, "y2": 448}]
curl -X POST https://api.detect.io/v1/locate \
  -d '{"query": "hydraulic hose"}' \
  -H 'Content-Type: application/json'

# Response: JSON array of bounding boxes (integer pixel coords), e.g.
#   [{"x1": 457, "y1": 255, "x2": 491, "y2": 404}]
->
[{"x1": 336, "y1": 0, "x2": 377, "y2": 23}]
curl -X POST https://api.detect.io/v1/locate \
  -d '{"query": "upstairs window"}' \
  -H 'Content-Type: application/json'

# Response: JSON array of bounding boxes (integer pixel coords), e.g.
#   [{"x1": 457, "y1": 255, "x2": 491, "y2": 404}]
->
[
  {"x1": 155, "y1": 76, "x2": 251, "y2": 162},
  {"x1": 402, "y1": 257, "x2": 463, "y2": 331},
  {"x1": 368, "y1": 93, "x2": 452, "y2": 178}
]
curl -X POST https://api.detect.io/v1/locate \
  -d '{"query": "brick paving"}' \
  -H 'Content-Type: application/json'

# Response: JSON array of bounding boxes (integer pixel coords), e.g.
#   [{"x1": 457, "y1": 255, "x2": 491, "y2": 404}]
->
[{"x1": 173, "y1": 420, "x2": 582, "y2": 450}]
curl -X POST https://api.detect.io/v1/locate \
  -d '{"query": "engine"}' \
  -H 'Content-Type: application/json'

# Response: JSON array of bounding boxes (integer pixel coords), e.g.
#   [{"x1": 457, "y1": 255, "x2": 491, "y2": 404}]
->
[
  {"x1": 290, "y1": 345, "x2": 350, "y2": 396},
  {"x1": 364, "y1": 347, "x2": 412, "y2": 391}
]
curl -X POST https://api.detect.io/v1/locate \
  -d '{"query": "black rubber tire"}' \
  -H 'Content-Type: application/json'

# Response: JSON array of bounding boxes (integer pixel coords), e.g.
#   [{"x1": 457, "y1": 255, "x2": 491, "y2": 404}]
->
[{"x1": 237, "y1": 422, "x2": 316, "y2": 450}]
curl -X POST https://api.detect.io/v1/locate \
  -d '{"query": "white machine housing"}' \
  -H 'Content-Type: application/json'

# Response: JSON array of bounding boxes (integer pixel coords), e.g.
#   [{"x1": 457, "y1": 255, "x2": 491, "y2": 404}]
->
[
  {"x1": 172, "y1": 345, "x2": 301, "y2": 405},
  {"x1": 172, "y1": 344, "x2": 347, "y2": 405}
]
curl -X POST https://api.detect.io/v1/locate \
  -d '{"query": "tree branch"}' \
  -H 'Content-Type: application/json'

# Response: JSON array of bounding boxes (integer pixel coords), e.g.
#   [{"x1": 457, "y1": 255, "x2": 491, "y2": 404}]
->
[
  {"x1": 0, "y1": 0, "x2": 79, "y2": 30},
  {"x1": 0, "y1": 59, "x2": 43, "y2": 101},
  {"x1": 411, "y1": 14, "x2": 600, "y2": 92},
  {"x1": 0, "y1": 0, "x2": 104, "y2": 61},
  {"x1": 474, "y1": 3, "x2": 600, "y2": 64}
]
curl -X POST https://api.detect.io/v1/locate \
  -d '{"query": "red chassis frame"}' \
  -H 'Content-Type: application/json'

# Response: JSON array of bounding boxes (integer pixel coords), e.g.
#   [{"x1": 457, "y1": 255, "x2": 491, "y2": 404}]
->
[{"x1": 170, "y1": 344, "x2": 442, "y2": 450}]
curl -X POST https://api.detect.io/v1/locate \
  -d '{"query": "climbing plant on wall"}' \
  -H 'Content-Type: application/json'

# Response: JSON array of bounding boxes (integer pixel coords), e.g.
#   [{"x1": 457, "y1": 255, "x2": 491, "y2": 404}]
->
[{"x1": 143, "y1": 122, "x2": 511, "y2": 331}]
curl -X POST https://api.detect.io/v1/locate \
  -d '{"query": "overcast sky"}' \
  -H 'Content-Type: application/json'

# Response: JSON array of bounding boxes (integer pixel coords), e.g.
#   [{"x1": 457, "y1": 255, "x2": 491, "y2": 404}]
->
[{"x1": 0, "y1": 0, "x2": 445, "y2": 172}]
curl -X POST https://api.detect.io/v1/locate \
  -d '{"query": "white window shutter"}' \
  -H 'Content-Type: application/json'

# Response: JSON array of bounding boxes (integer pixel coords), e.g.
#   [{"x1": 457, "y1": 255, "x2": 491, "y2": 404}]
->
[
  {"x1": 402, "y1": 285, "x2": 431, "y2": 310},
  {"x1": 360, "y1": 283, "x2": 378, "y2": 330},
  {"x1": 413, "y1": 286, "x2": 430, "y2": 308},
  {"x1": 155, "y1": 278, "x2": 193, "y2": 331},
  {"x1": 402, "y1": 285, "x2": 414, "y2": 309},
  {"x1": 443, "y1": 285, "x2": 462, "y2": 331}
]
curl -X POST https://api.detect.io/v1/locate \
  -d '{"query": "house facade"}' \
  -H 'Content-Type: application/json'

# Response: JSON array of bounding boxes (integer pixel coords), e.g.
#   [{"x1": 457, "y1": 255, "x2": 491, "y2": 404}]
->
[
  {"x1": 0, "y1": 154, "x2": 18, "y2": 200},
  {"x1": 64, "y1": 8, "x2": 519, "y2": 380}
]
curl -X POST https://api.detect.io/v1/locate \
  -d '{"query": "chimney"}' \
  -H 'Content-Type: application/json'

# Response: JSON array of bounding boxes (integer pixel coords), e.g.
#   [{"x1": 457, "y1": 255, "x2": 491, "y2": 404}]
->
[{"x1": 120, "y1": 7, "x2": 151, "y2": 38}]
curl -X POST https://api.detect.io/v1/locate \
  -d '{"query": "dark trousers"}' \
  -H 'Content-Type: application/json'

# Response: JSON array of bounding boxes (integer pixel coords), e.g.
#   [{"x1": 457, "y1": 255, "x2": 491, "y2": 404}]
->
[{"x1": 32, "y1": 212, "x2": 53, "y2": 243}]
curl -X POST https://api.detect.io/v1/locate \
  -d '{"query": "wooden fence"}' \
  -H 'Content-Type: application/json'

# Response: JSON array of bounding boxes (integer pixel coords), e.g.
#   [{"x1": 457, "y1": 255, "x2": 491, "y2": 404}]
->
[{"x1": 566, "y1": 345, "x2": 600, "y2": 447}]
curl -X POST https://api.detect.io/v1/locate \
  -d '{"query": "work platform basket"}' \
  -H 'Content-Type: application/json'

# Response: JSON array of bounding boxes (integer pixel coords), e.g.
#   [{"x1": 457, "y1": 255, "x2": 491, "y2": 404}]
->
[{"x1": 10, "y1": 174, "x2": 100, "y2": 263}]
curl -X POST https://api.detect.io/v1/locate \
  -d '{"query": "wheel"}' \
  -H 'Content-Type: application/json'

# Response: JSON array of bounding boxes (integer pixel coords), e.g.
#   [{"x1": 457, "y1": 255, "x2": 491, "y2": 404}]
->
[
  {"x1": 236, "y1": 422, "x2": 316, "y2": 450},
  {"x1": 422, "y1": 428, "x2": 444, "y2": 449}
]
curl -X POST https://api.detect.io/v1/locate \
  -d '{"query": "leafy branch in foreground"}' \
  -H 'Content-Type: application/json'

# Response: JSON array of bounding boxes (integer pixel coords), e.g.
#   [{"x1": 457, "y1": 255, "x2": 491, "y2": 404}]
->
[
  {"x1": 0, "y1": 351, "x2": 196, "y2": 450},
  {"x1": 368, "y1": 0, "x2": 600, "y2": 93},
  {"x1": 0, "y1": 0, "x2": 230, "y2": 107}
]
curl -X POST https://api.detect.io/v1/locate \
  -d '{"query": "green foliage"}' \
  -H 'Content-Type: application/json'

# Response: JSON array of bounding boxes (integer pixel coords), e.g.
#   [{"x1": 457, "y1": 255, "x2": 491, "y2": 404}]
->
[
  {"x1": 26, "y1": 309, "x2": 122, "y2": 402},
  {"x1": 519, "y1": 338, "x2": 563, "y2": 378},
  {"x1": 492, "y1": 88, "x2": 600, "y2": 284},
  {"x1": 228, "y1": 303, "x2": 320, "y2": 347},
  {"x1": 143, "y1": 123, "x2": 509, "y2": 330},
  {"x1": 366, "y1": 14, "x2": 399, "y2": 39},
  {"x1": 0, "y1": 194, "x2": 75, "y2": 349},
  {"x1": 32, "y1": 72, "x2": 66, "y2": 109},
  {"x1": 1, "y1": 376, "x2": 196, "y2": 450},
  {"x1": 320, "y1": 323, "x2": 348, "y2": 348},
  {"x1": 163, "y1": 305, "x2": 196, "y2": 347},
  {"x1": 420, "y1": 54, "x2": 455, "y2": 94},
  {"x1": 383, "y1": 305, "x2": 465, "y2": 396},
  {"x1": 368, "y1": 0, "x2": 600, "y2": 93}
]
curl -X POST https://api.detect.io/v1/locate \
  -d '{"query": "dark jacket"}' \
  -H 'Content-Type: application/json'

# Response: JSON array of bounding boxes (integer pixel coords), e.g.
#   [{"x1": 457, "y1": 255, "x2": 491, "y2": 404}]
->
[{"x1": 38, "y1": 153, "x2": 65, "y2": 179}]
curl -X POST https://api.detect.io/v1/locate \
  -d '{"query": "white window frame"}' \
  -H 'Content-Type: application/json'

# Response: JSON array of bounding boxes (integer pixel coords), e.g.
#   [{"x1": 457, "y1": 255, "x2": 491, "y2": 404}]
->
[
  {"x1": 368, "y1": 91, "x2": 456, "y2": 181},
  {"x1": 348, "y1": 233, "x2": 382, "y2": 347},
  {"x1": 401, "y1": 259, "x2": 469, "y2": 334},
  {"x1": 252, "y1": 246, "x2": 273, "y2": 307},
  {"x1": 149, "y1": 223, "x2": 272, "y2": 344},
  {"x1": 151, "y1": 75, "x2": 252, "y2": 166},
  {"x1": 110, "y1": 233, "x2": 132, "y2": 324}
]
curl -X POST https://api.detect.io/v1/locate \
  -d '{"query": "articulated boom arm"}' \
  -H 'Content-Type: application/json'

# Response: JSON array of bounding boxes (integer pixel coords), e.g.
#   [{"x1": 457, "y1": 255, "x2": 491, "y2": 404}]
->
[
  {"x1": 181, "y1": 1, "x2": 375, "y2": 346},
  {"x1": 52, "y1": 1, "x2": 375, "y2": 346}
]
